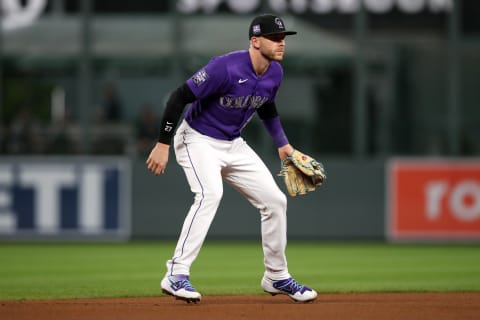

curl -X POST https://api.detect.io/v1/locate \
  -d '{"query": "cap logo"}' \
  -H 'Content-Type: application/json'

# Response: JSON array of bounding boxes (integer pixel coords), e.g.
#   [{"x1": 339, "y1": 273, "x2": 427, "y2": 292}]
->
[
  {"x1": 252, "y1": 24, "x2": 261, "y2": 35},
  {"x1": 274, "y1": 18, "x2": 284, "y2": 29}
]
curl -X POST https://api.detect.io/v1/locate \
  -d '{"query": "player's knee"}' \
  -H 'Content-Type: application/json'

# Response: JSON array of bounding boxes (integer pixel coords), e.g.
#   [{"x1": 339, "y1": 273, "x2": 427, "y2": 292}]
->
[
  {"x1": 269, "y1": 190, "x2": 287, "y2": 213},
  {"x1": 202, "y1": 188, "x2": 223, "y2": 206}
]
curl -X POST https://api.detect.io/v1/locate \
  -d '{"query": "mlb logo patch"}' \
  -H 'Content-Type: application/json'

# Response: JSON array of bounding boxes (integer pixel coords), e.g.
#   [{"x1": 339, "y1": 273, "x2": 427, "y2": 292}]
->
[
  {"x1": 192, "y1": 68, "x2": 209, "y2": 87},
  {"x1": 252, "y1": 24, "x2": 261, "y2": 35}
]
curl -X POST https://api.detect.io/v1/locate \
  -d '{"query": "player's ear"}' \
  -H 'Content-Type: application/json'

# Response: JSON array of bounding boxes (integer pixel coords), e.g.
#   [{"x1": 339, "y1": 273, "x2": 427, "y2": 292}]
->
[{"x1": 251, "y1": 37, "x2": 260, "y2": 49}]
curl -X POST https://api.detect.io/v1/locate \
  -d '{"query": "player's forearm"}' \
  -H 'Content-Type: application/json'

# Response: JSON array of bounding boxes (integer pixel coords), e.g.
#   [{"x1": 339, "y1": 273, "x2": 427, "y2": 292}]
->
[
  {"x1": 257, "y1": 102, "x2": 290, "y2": 148},
  {"x1": 262, "y1": 116, "x2": 289, "y2": 148},
  {"x1": 158, "y1": 83, "x2": 196, "y2": 145}
]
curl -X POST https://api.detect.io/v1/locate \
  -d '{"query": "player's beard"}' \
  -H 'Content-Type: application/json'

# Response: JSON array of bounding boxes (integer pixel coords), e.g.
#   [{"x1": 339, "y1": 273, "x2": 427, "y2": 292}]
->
[{"x1": 261, "y1": 49, "x2": 284, "y2": 62}]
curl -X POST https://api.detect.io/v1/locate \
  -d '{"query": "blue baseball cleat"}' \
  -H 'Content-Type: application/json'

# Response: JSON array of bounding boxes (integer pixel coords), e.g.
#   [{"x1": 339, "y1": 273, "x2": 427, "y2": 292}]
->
[
  {"x1": 161, "y1": 274, "x2": 201, "y2": 303},
  {"x1": 261, "y1": 276, "x2": 317, "y2": 302}
]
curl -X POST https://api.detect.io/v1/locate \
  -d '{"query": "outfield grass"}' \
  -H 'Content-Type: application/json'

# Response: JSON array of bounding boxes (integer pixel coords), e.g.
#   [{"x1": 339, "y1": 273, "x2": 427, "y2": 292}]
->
[{"x1": 0, "y1": 241, "x2": 479, "y2": 300}]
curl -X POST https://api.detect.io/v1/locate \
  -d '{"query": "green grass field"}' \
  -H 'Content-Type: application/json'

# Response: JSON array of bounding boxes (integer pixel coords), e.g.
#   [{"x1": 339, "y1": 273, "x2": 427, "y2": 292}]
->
[{"x1": 0, "y1": 241, "x2": 479, "y2": 300}]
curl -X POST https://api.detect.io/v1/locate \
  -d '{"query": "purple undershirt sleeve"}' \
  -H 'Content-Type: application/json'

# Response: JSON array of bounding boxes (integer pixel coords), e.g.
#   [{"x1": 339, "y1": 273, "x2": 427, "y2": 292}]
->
[{"x1": 262, "y1": 116, "x2": 289, "y2": 148}]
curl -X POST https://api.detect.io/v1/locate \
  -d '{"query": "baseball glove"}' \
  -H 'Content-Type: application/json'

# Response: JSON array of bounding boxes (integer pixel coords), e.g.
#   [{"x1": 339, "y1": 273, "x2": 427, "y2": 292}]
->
[{"x1": 278, "y1": 150, "x2": 326, "y2": 197}]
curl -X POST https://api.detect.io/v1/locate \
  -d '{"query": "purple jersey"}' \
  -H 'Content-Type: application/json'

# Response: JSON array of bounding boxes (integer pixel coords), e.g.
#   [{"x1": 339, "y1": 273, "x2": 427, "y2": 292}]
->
[{"x1": 184, "y1": 50, "x2": 283, "y2": 141}]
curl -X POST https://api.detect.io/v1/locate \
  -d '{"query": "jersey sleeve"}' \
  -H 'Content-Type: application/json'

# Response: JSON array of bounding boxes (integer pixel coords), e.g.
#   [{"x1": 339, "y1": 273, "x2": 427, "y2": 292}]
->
[{"x1": 186, "y1": 57, "x2": 229, "y2": 99}]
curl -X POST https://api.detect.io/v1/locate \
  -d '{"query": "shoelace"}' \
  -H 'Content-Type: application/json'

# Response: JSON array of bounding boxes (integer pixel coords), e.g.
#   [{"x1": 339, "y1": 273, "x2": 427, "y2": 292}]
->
[
  {"x1": 276, "y1": 278, "x2": 306, "y2": 294},
  {"x1": 172, "y1": 279, "x2": 196, "y2": 292}
]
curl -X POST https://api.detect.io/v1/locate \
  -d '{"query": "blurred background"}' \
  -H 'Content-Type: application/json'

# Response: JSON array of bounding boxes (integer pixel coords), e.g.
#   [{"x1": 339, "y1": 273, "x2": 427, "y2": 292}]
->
[{"x1": 0, "y1": 0, "x2": 479, "y2": 241}]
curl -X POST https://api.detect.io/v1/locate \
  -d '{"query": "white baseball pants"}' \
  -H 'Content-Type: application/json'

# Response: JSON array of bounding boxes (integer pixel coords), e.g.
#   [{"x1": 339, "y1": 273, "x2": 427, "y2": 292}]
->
[{"x1": 165, "y1": 120, "x2": 291, "y2": 280}]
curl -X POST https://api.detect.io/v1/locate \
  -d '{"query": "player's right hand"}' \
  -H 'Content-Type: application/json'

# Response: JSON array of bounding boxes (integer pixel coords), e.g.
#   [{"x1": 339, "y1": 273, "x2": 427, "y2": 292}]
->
[{"x1": 146, "y1": 142, "x2": 170, "y2": 175}]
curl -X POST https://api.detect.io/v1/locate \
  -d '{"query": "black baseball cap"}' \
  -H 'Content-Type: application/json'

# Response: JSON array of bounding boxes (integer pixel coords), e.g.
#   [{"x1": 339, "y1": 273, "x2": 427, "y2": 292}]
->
[{"x1": 249, "y1": 14, "x2": 297, "y2": 39}]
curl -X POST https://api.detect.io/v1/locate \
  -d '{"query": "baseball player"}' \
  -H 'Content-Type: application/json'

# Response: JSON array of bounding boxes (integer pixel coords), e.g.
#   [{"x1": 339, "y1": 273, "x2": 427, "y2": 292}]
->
[{"x1": 146, "y1": 14, "x2": 317, "y2": 303}]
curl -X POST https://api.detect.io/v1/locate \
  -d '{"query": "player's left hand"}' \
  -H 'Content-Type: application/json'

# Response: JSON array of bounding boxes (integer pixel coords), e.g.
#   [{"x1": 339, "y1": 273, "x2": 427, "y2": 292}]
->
[{"x1": 146, "y1": 142, "x2": 170, "y2": 175}]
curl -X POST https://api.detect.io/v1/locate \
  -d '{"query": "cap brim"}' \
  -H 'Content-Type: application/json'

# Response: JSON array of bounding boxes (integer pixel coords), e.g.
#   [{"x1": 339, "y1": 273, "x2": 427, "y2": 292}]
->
[{"x1": 259, "y1": 31, "x2": 297, "y2": 37}]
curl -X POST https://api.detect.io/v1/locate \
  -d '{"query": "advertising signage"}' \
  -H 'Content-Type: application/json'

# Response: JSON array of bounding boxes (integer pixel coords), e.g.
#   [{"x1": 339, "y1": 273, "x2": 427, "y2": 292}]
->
[
  {"x1": 0, "y1": 157, "x2": 131, "y2": 240},
  {"x1": 7, "y1": 1, "x2": 480, "y2": 33},
  {"x1": 176, "y1": 0, "x2": 452, "y2": 14},
  {"x1": 387, "y1": 159, "x2": 480, "y2": 241},
  {"x1": 61, "y1": 0, "x2": 452, "y2": 15},
  {"x1": 177, "y1": 0, "x2": 453, "y2": 30}
]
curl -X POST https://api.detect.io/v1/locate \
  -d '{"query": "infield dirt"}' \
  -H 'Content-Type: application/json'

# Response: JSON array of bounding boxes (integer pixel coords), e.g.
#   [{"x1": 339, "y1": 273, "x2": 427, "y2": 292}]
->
[{"x1": 2, "y1": 292, "x2": 479, "y2": 320}]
